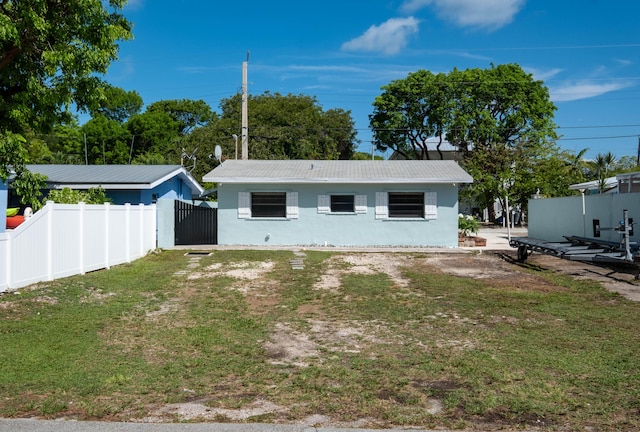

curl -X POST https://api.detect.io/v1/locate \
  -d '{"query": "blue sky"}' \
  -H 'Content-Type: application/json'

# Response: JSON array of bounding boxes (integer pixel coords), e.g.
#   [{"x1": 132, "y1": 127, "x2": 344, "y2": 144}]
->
[{"x1": 105, "y1": 0, "x2": 640, "y2": 161}]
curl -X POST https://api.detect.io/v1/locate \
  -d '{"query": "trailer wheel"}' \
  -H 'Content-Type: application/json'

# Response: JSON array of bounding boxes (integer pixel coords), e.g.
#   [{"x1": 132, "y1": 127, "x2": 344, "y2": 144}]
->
[{"x1": 517, "y1": 245, "x2": 528, "y2": 263}]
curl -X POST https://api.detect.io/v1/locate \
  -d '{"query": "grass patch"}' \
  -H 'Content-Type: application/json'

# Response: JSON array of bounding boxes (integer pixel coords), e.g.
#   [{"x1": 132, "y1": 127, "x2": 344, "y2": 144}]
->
[{"x1": 0, "y1": 250, "x2": 639, "y2": 430}]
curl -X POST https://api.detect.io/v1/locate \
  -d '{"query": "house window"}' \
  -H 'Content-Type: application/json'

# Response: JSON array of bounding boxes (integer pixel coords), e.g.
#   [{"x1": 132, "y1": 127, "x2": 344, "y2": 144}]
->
[
  {"x1": 375, "y1": 192, "x2": 437, "y2": 220},
  {"x1": 238, "y1": 192, "x2": 298, "y2": 219},
  {"x1": 331, "y1": 195, "x2": 354, "y2": 213},
  {"x1": 388, "y1": 192, "x2": 425, "y2": 218},
  {"x1": 251, "y1": 192, "x2": 286, "y2": 218},
  {"x1": 318, "y1": 194, "x2": 367, "y2": 214}
]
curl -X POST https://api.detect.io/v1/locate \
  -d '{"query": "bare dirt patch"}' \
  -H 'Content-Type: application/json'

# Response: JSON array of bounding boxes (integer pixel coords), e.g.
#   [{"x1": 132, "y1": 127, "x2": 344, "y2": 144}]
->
[
  {"x1": 423, "y1": 250, "x2": 640, "y2": 299},
  {"x1": 314, "y1": 253, "x2": 413, "y2": 292},
  {"x1": 525, "y1": 253, "x2": 640, "y2": 301},
  {"x1": 188, "y1": 261, "x2": 276, "y2": 283}
]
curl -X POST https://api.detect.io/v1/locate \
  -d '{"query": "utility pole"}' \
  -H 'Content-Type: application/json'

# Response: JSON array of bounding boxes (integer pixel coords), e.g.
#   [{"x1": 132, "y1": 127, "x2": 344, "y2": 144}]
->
[{"x1": 241, "y1": 51, "x2": 249, "y2": 160}]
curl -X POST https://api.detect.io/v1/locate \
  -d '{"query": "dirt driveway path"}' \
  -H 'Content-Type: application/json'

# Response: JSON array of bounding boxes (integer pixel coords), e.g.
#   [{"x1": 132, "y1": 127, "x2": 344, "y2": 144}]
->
[{"x1": 427, "y1": 249, "x2": 640, "y2": 302}]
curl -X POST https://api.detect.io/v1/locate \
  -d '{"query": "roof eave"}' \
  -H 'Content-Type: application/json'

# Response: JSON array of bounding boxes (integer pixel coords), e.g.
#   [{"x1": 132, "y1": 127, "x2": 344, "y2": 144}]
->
[
  {"x1": 149, "y1": 167, "x2": 204, "y2": 195},
  {"x1": 205, "y1": 177, "x2": 473, "y2": 184},
  {"x1": 48, "y1": 183, "x2": 152, "y2": 190}
]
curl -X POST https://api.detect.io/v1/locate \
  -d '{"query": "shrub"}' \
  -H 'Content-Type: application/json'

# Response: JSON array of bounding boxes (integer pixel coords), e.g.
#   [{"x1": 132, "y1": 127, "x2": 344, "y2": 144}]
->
[
  {"x1": 458, "y1": 213, "x2": 479, "y2": 237},
  {"x1": 46, "y1": 187, "x2": 112, "y2": 204}
]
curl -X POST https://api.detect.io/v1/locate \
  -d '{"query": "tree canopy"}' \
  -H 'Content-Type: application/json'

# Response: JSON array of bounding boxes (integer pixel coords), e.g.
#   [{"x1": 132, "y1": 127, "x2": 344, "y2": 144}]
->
[
  {"x1": 146, "y1": 99, "x2": 216, "y2": 135},
  {"x1": 0, "y1": 0, "x2": 132, "y2": 206},
  {"x1": 216, "y1": 92, "x2": 358, "y2": 160},
  {"x1": 0, "y1": 0, "x2": 132, "y2": 134},
  {"x1": 370, "y1": 64, "x2": 558, "y2": 216},
  {"x1": 89, "y1": 85, "x2": 143, "y2": 123}
]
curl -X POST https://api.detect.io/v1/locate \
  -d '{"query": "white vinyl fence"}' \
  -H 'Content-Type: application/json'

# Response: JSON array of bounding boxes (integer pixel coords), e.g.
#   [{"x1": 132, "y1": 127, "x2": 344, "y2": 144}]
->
[{"x1": 0, "y1": 202, "x2": 156, "y2": 292}]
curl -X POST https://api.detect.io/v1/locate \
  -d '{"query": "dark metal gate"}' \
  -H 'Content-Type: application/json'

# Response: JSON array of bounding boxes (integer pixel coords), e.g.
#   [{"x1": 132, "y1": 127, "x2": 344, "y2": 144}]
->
[{"x1": 174, "y1": 201, "x2": 217, "y2": 245}]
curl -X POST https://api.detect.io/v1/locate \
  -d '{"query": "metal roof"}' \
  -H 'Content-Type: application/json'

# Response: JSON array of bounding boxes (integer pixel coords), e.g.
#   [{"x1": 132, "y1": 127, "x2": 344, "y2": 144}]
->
[
  {"x1": 26, "y1": 164, "x2": 204, "y2": 194},
  {"x1": 568, "y1": 176, "x2": 617, "y2": 192},
  {"x1": 202, "y1": 160, "x2": 473, "y2": 184}
]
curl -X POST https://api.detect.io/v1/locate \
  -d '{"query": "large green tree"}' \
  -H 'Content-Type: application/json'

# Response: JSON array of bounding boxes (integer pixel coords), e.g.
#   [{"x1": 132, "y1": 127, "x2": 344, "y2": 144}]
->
[
  {"x1": 89, "y1": 85, "x2": 143, "y2": 123},
  {"x1": 126, "y1": 111, "x2": 180, "y2": 161},
  {"x1": 213, "y1": 92, "x2": 358, "y2": 160},
  {"x1": 82, "y1": 115, "x2": 131, "y2": 164},
  {"x1": 0, "y1": 0, "x2": 132, "y2": 205},
  {"x1": 146, "y1": 99, "x2": 215, "y2": 135},
  {"x1": 370, "y1": 70, "x2": 454, "y2": 160},
  {"x1": 371, "y1": 64, "x2": 558, "y2": 217}
]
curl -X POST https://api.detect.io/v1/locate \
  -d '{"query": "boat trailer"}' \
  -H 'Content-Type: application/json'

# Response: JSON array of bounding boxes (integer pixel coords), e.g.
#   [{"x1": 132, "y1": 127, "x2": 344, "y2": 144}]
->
[{"x1": 509, "y1": 210, "x2": 640, "y2": 279}]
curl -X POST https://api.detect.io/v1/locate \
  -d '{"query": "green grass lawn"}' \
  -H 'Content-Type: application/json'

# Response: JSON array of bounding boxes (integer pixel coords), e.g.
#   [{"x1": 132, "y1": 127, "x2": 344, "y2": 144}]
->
[{"x1": 0, "y1": 249, "x2": 639, "y2": 431}]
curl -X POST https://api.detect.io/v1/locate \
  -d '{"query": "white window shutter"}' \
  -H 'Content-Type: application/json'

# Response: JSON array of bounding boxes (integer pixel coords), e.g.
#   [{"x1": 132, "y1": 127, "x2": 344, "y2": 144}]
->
[
  {"x1": 375, "y1": 192, "x2": 388, "y2": 219},
  {"x1": 238, "y1": 192, "x2": 251, "y2": 219},
  {"x1": 317, "y1": 194, "x2": 330, "y2": 213},
  {"x1": 355, "y1": 194, "x2": 367, "y2": 214},
  {"x1": 425, "y1": 191, "x2": 437, "y2": 220},
  {"x1": 286, "y1": 192, "x2": 299, "y2": 219}
]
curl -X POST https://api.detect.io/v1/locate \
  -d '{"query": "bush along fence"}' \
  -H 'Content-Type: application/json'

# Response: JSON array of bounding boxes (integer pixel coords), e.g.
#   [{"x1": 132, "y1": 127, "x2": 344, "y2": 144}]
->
[{"x1": 0, "y1": 202, "x2": 156, "y2": 292}]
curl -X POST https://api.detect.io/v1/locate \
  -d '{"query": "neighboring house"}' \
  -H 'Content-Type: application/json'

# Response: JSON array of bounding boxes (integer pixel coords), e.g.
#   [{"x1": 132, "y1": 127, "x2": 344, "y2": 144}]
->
[
  {"x1": 202, "y1": 160, "x2": 473, "y2": 247},
  {"x1": 568, "y1": 172, "x2": 640, "y2": 195},
  {"x1": 389, "y1": 137, "x2": 463, "y2": 162},
  {"x1": 9, "y1": 165, "x2": 204, "y2": 206},
  {"x1": 614, "y1": 171, "x2": 640, "y2": 194},
  {"x1": 568, "y1": 176, "x2": 618, "y2": 195}
]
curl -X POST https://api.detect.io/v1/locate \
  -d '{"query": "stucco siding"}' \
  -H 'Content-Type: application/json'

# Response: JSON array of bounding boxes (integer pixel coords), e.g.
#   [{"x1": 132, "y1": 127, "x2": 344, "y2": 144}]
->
[
  {"x1": 105, "y1": 178, "x2": 193, "y2": 205},
  {"x1": 217, "y1": 183, "x2": 460, "y2": 247}
]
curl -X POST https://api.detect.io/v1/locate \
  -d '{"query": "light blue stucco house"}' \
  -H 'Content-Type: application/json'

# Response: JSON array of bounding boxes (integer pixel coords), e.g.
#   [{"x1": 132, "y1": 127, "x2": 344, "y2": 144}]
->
[
  {"x1": 18, "y1": 164, "x2": 204, "y2": 205},
  {"x1": 203, "y1": 160, "x2": 473, "y2": 247}
]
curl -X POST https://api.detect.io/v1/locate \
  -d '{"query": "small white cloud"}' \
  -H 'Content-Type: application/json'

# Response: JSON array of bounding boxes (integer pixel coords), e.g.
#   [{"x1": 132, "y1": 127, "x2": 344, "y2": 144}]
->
[
  {"x1": 550, "y1": 81, "x2": 632, "y2": 102},
  {"x1": 525, "y1": 67, "x2": 564, "y2": 81},
  {"x1": 401, "y1": 0, "x2": 433, "y2": 13},
  {"x1": 125, "y1": 0, "x2": 144, "y2": 10},
  {"x1": 615, "y1": 58, "x2": 633, "y2": 66},
  {"x1": 341, "y1": 17, "x2": 420, "y2": 55},
  {"x1": 402, "y1": 0, "x2": 525, "y2": 30}
]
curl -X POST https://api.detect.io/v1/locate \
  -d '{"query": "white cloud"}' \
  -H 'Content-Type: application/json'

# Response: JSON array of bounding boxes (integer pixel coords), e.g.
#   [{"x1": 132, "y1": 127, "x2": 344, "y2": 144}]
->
[
  {"x1": 401, "y1": 0, "x2": 433, "y2": 13},
  {"x1": 401, "y1": 0, "x2": 526, "y2": 30},
  {"x1": 615, "y1": 58, "x2": 633, "y2": 66},
  {"x1": 341, "y1": 17, "x2": 420, "y2": 55},
  {"x1": 125, "y1": 0, "x2": 144, "y2": 10},
  {"x1": 550, "y1": 81, "x2": 632, "y2": 102},
  {"x1": 525, "y1": 67, "x2": 564, "y2": 82}
]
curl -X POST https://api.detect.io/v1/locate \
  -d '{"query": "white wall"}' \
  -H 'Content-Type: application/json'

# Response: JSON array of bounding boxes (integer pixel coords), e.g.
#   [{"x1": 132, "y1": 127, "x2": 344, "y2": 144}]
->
[
  {"x1": 0, "y1": 202, "x2": 156, "y2": 292},
  {"x1": 528, "y1": 193, "x2": 640, "y2": 242}
]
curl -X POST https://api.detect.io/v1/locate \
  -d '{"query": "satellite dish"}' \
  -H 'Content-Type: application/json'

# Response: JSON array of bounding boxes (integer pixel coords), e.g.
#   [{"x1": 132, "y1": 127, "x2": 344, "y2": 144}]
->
[{"x1": 214, "y1": 145, "x2": 222, "y2": 161}]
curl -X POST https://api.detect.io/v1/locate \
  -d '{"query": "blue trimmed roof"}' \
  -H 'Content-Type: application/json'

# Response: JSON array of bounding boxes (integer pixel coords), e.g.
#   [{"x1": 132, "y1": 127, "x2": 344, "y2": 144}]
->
[{"x1": 25, "y1": 165, "x2": 204, "y2": 195}]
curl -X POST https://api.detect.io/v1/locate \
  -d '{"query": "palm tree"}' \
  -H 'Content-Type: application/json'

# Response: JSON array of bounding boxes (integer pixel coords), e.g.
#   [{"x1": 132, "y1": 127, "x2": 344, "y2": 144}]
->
[
  {"x1": 566, "y1": 148, "x2": 589, "y2": 183},
  {"x1": 593, "y1": 151, "x2": 617, "y2": 193}
]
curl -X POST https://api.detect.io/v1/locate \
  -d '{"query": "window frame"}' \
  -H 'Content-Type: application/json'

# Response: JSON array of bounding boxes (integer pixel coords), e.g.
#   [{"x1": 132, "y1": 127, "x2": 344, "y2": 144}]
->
[
  {"x1": 238, "y1": 191, "x2": 298, "y2": 219},
  {"x1": 250, "y1": 192, "x2": 287, "y2": 218},
  {"x1": 330, "y1": 194, "x2": 355, "y2": 213},
  {"x1": 388, "y1": 192, "x2": 425, "y2": 218},
  {"x1": 318, "y1": 194, "x2": 367, "y2": 214}
]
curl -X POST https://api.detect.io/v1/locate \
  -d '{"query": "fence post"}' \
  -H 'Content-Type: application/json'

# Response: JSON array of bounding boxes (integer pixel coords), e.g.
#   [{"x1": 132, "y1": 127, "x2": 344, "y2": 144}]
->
[
  {"x1": 104, "y1": 202, "x2": 111, "y2": 269},
  {"x1": 5, "y1": 234, "x2": 11, "y2": 290},
  {"x1": 79, "y1": 202, "x2": 85, "y2": 275},
  {"x1": 150, "y1": 203, "x2": 157, "y2": 251},
  {"x1": 139, "y1": 203, "x2": 144, "y2": 258},
  {"x1": 125, "y1": 203, "x2": 131, "y2": 263},
  {"x1": 46, "y1": 201, "x2": 54, "y2": 281}
]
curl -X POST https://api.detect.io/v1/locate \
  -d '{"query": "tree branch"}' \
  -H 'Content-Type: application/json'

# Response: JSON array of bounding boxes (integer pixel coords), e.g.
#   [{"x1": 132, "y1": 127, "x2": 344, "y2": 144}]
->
[{"x1": 0, "y1": 43, "x2": 20, "y2": 71}]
